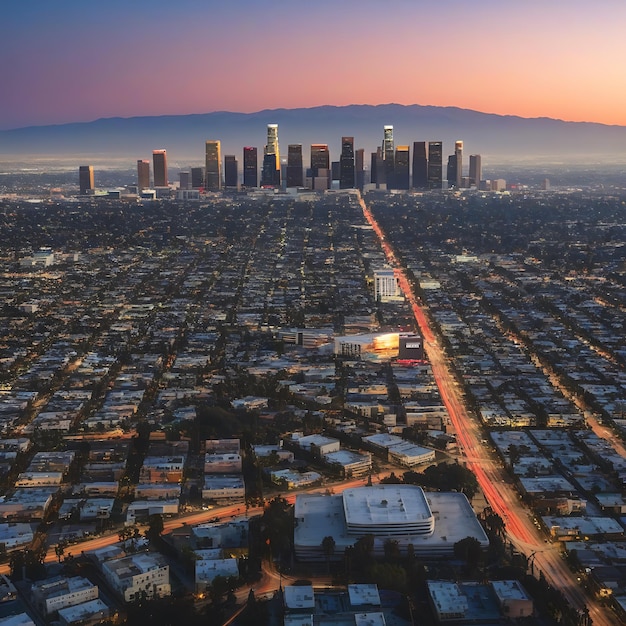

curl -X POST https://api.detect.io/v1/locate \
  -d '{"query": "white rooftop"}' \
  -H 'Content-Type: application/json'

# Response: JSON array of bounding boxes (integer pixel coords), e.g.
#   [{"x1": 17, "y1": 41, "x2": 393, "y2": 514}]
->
[
  {"x1": 283, "y1": 585, "x2": 315, "y2": 610},
  {"x1": 348, "y1": 583, "x2": 381, "y2": 607},
  {"x1": 342, "y1": 485, "x2": 432, "y2": 526}
]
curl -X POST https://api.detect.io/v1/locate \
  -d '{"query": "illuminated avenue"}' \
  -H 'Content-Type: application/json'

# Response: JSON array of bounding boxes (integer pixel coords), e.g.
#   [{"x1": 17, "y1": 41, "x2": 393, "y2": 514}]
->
[{"x1": 358, "y1": 193, "x2": 616, "y2": 626}]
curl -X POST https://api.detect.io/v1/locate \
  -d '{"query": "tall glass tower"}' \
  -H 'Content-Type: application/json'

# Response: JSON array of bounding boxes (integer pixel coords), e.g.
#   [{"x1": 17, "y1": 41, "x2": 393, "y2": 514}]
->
[
  {"x1": 261, "y1": 124, "x2": 280, "y2": 187},
  {"x1": 427, "y1": 141, "x2": 443, "y2": 189},
  {"x1": 205, "y1": 140, "x2": 222, "y2": 190},
  {"x1": 383, "y1": 125, "x2": 395, "y2": 189},
  {"x1": 152, "y1": 149, "x2": 168, "y2": 187},
  {"x1": 339, "y1": 136, "x2": 355, "y2": 189}
]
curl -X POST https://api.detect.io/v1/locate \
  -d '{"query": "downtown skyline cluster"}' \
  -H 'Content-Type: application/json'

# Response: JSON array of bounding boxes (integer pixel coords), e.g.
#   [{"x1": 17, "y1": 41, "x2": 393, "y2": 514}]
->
[{"x1": 81, "y1": 124, "x2": 486, "y2": 196}]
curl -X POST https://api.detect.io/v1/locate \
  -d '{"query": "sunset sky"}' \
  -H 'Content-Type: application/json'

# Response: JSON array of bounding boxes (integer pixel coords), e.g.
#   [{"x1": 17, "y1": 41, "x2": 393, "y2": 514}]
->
[{"x1": 2, "y1": 0, "x2": 625, "y2": 130}]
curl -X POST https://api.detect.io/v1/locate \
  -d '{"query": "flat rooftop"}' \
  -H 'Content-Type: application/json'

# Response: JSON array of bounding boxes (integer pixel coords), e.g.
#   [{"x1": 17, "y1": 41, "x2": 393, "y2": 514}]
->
[{"x1": 342, "y1": 485, "x2": 432, "y2": 526}]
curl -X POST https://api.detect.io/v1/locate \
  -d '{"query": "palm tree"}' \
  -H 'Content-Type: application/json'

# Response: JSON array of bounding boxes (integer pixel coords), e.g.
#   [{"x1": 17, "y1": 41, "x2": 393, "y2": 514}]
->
[{"x1": 321, "y1": 535, "x2": 336, "y2": 572}]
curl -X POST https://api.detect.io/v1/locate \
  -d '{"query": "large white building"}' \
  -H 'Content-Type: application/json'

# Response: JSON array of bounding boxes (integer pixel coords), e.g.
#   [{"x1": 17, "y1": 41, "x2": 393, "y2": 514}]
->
[
  {"x1": 373, "y1": 269, "x2": 403, "y2": 302},
  {"x1": 294, "y1": 485, "x2": 488, "y2": 561},
  {"x1": 101, "y1": 552, "x2": 170, "y2": 603}
]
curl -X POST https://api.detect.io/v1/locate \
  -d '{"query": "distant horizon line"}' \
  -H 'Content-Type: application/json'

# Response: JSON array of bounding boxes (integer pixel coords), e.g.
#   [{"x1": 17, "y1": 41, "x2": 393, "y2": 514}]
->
[{"x1": 3, "y1": 102, "x2": 625, "y2": 133}]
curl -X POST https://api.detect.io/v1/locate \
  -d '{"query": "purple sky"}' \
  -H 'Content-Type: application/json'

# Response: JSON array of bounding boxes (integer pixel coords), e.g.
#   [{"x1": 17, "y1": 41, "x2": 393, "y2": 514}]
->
[{"x1": 2, "y1": 0, "x2": 625, "y2": 130}]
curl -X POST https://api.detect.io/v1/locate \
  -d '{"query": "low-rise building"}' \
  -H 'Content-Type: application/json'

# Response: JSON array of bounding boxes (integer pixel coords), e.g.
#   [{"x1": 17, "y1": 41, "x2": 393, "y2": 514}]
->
[
  {"x1": 202, "y1": 475, "x2": 245, "y2": 501},
  {"x1": 58, "y1": 598, "x2": 111, "y2": 626},
  {"x1": 31, "y1": 576, "x2": 99, "y2": 616},
  {"x1": 101, "y1": 552, "x2": 170, "y2": 603}
]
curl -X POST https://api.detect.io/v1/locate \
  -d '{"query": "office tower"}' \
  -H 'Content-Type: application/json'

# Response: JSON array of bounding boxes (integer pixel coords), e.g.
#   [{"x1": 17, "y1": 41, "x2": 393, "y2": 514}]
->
[
  {"x1": 286, "y1": 144, "x2": 303, "y2": 188},
  {"x1": 78, "y1": 165, "x2": 94, "y2": 195},
  {"x1": 137, "y1": 160, "x2": 150, "y2": 191},
  {"x1": 261, "y1": 123, "x2": 280, "y2": 187},
  {"x1": 191, "y1": 167, "x2": 205, "y2": 189},
  {"x1": 243, "y1": 147, "x2": 258, "y2": 188},
  {"x1": 339, "y1": 136, "x2": 355, "y2": 189},
  {"x1": 355, "y1": 148, "x2": 365, "y2": 190},
  {"x1": 153, "y1": 149, "x2": 168, "y2": 187},
  {"x1": 412, "y1": 142, "x2": 428, "y2": 189},
  {"x1": 371, "y1": 147, "x2": 385, "y2": 187},
  {"x1": 454, "y1": 141, "x2": 463, "y2": 188},
  {"x1": 310, "y1": 144, "x2": 330, "y2": 190},
  {"x1": 331, "y1": 161, "x2": 340, "y2": 183},
  {"x1": 179, "y1": 171, "x2": 190, "y2": 190},
  {"x1": 394, "y1": 146, "x2": 410, "y2": 190},
  {"x1": 205, "y1": 140, "x2": 222, "y2": 191},
  {"x1": 427, "y1": 141, "x2": 443, "y2": 189},
  {"x1": 469, "y1": 154, "x2": 482, "y2": 188},
  {"x1": 310, "y1": 144, "x2": 330, "y2": 174},
  {"x1": 370, "y1": 152, "x2": 378, "y2": 185},
  {"x1": 383, "y1": 125, "x2": 395, "y2": 189},
  {"x1": 447, "y1": 154, "x2": 457, "y2": 189},
  {"x1": 224, "y1": 155, "x2": 238, "y2": 188}
]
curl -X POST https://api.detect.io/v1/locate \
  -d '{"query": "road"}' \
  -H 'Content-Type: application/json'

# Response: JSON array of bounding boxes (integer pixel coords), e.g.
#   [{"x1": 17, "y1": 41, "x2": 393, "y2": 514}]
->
[{"x1": 358, "y1": 192, "x2": 615, "y2": 626}]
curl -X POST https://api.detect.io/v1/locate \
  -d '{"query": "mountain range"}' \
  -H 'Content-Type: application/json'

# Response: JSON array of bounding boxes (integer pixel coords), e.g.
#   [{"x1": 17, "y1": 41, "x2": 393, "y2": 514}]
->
[{"x1": 1, "y1": 104, "x2": 625, "y2": 164}]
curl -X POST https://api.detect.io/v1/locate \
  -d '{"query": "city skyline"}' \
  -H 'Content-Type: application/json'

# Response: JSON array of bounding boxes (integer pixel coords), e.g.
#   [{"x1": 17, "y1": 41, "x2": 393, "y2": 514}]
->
[{"x1": 2, "y1": 1, "x2": 626, "y2": 131}]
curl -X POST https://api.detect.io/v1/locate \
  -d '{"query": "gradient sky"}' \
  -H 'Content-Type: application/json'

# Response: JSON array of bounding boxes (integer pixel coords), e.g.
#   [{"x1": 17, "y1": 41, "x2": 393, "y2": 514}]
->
[{"x1": 2, "y1": 0, "x2": 625, "y2": 130}]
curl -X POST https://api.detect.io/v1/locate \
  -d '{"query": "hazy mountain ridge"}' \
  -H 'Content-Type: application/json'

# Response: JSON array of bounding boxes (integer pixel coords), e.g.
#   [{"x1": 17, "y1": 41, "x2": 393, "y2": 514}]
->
[{"x1": 1, "y1": 104, "x2": 625, "y2": 163}]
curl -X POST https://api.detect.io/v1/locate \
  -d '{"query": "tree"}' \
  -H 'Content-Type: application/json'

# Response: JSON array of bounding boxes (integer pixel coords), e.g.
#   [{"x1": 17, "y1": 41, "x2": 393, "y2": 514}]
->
[
  {"x1": 453, "y1": 536, "x2": 483, "y2": 573},
  {"x1": 383, "y1": 538, "x2": 401, "y2": 562},
  {"x1": 146, "y1": 513, "x2": 164, "y2": 542},
  {"x1": 321, "y1": 536, "x2": 336, "y2": 571}
]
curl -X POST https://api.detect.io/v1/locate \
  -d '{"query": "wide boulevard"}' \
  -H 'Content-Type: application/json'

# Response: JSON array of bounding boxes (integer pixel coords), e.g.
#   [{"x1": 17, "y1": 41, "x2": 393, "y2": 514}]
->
[{"x1": 358, "y1": 192, "x2": 614, "y2": 626}]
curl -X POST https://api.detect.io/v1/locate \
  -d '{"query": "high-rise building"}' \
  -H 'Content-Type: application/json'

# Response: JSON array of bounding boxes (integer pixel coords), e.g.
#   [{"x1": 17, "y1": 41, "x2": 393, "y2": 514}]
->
[
  {"x1": 454, "y1": 141, "x2": 463, "y2": 189},
  {"x1": 339, "y1": 136, "x2": 355, "y2": 189},
  {"x1": 179, "y1": 171, "x2": 190, "y2": 190},
  {"x1": 243, "y1": 147, "x2": 258, "y2": 188},
  {"x1": 371, "y1": 147, "x2": 385, "y2": 187},
  {"x1": 412, "y1": 142, "x2": 428, "y2": 189},
  {"x1": 355, "y1": 148, "x2": 365, "y2": 190},
  {"x1": 469, "y1": 154, "x2": 482, "y2": 188},
  {"x1": 383, "y1": 125, "x2": 395, "y2": 189},
  {"x1": 191, "y1": 167, "x2": 205, "y2": 189},
  {"x1": 286, "y1": 144, "x2": 303, "y2": 188},
  {"x1": 78, "y1": 165, "x2": 94, "y2": 195},
  {"x1": 152, "y1": 150, "x2": 168, "y2": 187},
  {"x1": 224, "y1": 155, "x2": 238, "y2": 188},
  {"x1": 205, "y1": 140, "x2": 222, "y2": 191},
  {"x1": 137, "y1": 160, "x2": 150, "y2": 191},
  {"x1": 310, "y1": 144, "x2": 330, "y2": 190},
  {"x1": 446, "y1": 154, "x2": 457, "y2": 189},
  {"x1": 394, "y1": 146, "x2": 410, "y2": 190},
  {"x1": 261, "y1": 124, "x2": 280, "y2": 187},
  {"x1": 310, "y1": 144, "x2": 330, "y2": 174},
  {"x1": 427, "y1": 142, "x2": 443, "y2": 189}
]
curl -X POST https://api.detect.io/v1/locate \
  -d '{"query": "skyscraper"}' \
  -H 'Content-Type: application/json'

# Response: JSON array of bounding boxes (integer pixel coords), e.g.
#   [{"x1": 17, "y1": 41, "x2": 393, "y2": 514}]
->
[
  {"x1": 261, "y1": 124, "x2": 280, "y2": 187},
  {"x1": 469, "y1": 154, "x2": 482, "y2": 188},
  {"x1": 286, "y1": 144, "x2": 304, "y2": 188},
  {"x1": 78, "y1": 165, "x2": 94, "y2": 195},
  {"x1": 310, "y1": 144, "x2": 330, "y2": 190},
  {"x1": 412, "y1": 142, "x2": 428, "y2": 189},
  {"x1": 224, "y1": 155, "x2": 238, "y2": 188},
  {"x1": 371, "y1": 147, "x2": 384, "y2": 187},
  {"x1": 152, "y1": 149, "x2": 168, "y2": 187},
  {"x1": 455, "y1": 140, "x2": 463, "y2": 188},
  {"x1": 383, "y1": 125, "x2": 395, "y2": 189},
  {"x1": 179, "y1": 171, "x2": 190, "y2": 190},
  {"x1": 137, "y1": 160, "x2": 150, "y2": 191},
  {"x1": 205, "y1": 140, "x2": 222, "y2": 191},
  {"x1": 355, "y1": 148, "x2": 365, "y2": 190},
  {"x1": 339, "y1": 136, "x2": 355, "y2": 189},
  {"x1": 191, "y1": 167, "x2": 205, "y2": 189},
  {"x1": 243, "y1": 147, "x2": 258, "y2": 188},
  {"x1": 427, "y1": 141, "x2": 443, "y2": 189},
  {"x1": 394, "y1": 146, "x2": 410, "y2": 190}
]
